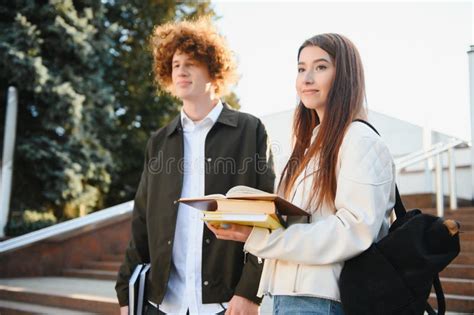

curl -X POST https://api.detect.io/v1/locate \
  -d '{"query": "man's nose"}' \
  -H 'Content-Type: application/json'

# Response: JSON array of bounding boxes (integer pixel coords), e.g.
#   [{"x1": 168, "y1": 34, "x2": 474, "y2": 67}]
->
[{"x1": 176, "y1": 65, "x2": 188, "y2": 76}]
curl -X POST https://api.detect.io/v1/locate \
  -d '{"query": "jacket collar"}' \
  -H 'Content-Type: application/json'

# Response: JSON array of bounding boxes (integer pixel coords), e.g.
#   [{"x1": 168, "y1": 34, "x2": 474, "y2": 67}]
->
[{"x1": 166, "y1": 102, "x2": 238, "y2": 136}]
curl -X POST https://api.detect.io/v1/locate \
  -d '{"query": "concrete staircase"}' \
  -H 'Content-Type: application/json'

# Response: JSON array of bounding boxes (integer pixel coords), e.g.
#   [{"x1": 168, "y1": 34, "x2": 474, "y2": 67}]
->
[
  {"x1": 0, "y1": 251, "x2": 124, "y2": 314},
  {"x1": 62, "y1": 254, "x2": 122, "y2": 281},
  {"x1": 1, "y1": 202, "x2": 473, "y2": 314},
  {"x1": 0, "y1": 277, "x2": 118, "y2": 314},
  {"x1": 423, "y1": 206, "x2": 474, "y2": 314},
  {"x1": 0, "y1": 215, "x2": 129, "y2": 314}
]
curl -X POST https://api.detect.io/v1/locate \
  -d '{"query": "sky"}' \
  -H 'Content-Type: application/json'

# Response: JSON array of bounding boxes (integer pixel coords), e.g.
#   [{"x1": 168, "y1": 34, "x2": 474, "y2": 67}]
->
[{"x1": 212, "y1": 1, "x2": 473, "y2": 140}]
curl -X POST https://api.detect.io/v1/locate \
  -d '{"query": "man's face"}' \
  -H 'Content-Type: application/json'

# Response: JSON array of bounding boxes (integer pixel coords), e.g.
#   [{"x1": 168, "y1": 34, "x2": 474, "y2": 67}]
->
[{"x1": 171, "y1": 51, "x2": 214, "y2": 101}]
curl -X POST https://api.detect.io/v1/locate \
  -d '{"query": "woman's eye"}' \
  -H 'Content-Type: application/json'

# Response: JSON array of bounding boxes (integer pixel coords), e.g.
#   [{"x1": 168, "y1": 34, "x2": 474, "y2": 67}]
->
[
  {"x1": 298, "y1": 68, "x2": 305, "y2": 73},
  {"x1": 315, "y1": 65, "x2": 327, "y2": 71}
]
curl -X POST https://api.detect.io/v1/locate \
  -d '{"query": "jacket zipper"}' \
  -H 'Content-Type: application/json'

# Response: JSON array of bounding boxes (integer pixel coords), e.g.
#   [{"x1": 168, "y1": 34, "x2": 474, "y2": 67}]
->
[{"x1": 243, "y1": 249, "x2": 263, "y2": 264}]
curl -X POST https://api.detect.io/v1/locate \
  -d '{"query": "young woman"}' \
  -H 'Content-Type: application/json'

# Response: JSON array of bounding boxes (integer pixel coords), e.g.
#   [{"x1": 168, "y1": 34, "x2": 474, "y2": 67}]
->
[{"x1": 207, "y1": 33, "x2": 396, "y2": 314}]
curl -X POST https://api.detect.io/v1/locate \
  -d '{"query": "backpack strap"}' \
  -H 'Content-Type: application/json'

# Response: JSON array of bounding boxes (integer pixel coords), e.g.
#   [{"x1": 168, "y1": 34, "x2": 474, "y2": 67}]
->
[
  {"x1": 425, "y1": 275, "x2": 446, "y2": 315},
  {"x1": 433, "y1": 275, "x2": 446, "y2": 314}
]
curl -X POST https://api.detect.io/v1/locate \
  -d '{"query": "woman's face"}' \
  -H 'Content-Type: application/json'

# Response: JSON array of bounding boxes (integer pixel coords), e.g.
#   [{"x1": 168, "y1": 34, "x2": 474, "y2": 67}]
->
[{"x1": 296, "y1": 46, "x2": 336, "y2": 114}]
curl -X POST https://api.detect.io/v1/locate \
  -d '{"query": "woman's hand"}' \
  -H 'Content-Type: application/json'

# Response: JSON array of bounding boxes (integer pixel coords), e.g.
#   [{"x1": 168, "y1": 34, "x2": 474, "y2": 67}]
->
[{"x1": 206, "y1": 223, "x2": 253, "y2": 243}]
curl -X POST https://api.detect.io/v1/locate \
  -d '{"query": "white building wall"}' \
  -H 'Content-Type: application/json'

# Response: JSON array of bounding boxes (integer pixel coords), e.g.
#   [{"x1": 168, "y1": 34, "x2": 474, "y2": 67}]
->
[{"x1": 260, "y1": 108, "x2": 470, "y2": 198}]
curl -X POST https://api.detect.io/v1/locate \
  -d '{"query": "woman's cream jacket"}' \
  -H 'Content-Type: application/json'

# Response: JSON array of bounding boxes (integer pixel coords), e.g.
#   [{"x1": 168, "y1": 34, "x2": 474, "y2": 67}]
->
[{"x1": 244, "y1": 121, "x2": 396, "y2": 301}]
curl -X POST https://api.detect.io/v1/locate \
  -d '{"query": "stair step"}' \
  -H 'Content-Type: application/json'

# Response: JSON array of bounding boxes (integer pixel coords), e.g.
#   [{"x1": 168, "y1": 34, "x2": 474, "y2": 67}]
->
[
  {"x1": 460, "y1": 233, "x2": 474, "y2": 242},
  {"x1": 422, "y1": 208, "x2": 474, "y2": 214},
  {"x1": 429, "y1": 293, "x2": 474, "y2": 313},
  {"x1": 0, "y1": 284, "x2": 117, "y2": 314},
  {"x1": 440, "y1": 278, "x2": 474, "y2": 296},
  {"x1": 461, "y1": 242, "x2": 474, "y2": 252},
  {"x1": 422, "y1": 206, "x2": 474, "y2": 212},
  {"x1": 0, "y1": 299, "x2": 92, "y2": 315},
  {"x1": 83, "y1": 261, "x2": 121, "y2": 272},
  {"x1": 62, "y1": 268, "x2": 117, "y2": 280},
  {"x1": 454, "y1": 253, "x2": 474, "y2": 265},
  {"x1": 102, "y1": 254, "x2": 123, "y2": 262},
  {"x1": 441, "y1": 264, "x2": 474, "y2": 279},
  {"x1": 456, "y1": 224, "x2": 474, "y2": 232}
]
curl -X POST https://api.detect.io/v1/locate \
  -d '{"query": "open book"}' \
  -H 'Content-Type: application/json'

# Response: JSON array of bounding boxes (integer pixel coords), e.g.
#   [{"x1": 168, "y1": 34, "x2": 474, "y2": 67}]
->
[{"x1": 178, "y1": 185, "x2": 309, "y2": 229}]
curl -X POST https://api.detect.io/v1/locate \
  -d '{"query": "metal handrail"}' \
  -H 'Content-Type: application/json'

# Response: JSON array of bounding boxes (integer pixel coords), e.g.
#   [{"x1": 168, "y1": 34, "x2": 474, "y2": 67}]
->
[
  {"x1": 0, "y1": 138, "x2": 469, "y2": 254},
  {"x1": 394, "y1": 142, "x2": 444, "y2": 164},
  {"x1": 395, "y1": 139, "x2": 465, "y2": 170},
  {"x1": 394, "y1": 138, "x2": 469, "y2": 217},
  {"x1": 0, "y1": 200, "x2": 133, "y2": 254}
]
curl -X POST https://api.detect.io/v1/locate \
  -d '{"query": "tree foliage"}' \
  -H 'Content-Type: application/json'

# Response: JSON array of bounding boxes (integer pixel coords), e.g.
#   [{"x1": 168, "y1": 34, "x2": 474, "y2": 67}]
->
[
  {"x1": 0, "y1": 0, "x2": 117, "y2": 219},
  {"x1": 103, "y1": 0, "x2": 216, "y2": 205},
  {"x1": 0, "y1": 0, "x2": 233, "y2": 229}
]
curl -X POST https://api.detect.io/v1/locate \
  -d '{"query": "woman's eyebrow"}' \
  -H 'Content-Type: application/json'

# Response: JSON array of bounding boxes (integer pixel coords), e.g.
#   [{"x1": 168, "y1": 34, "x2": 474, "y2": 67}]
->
[
  {"x1": 312, "y1": 58, "x2": 331, "y2": 64},
  {"x1": 298, "y1": 58, "x2": 331, "y2": 66}
]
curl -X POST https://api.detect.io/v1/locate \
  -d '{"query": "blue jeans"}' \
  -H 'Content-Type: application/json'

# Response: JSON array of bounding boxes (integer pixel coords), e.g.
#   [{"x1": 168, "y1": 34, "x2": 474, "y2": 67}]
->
[{"x1": 273, "y1": 295, "x2": 345, "y2": 315}]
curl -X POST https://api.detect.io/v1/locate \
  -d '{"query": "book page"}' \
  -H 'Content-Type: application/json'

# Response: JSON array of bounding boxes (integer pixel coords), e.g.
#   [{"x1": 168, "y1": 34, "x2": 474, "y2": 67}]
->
[
  {"x1": 226, "y1": 185, "x2": 273, "y2": 197},
  {"x1": 179, "y1": 194, "x2": 225, "y2": 202}
]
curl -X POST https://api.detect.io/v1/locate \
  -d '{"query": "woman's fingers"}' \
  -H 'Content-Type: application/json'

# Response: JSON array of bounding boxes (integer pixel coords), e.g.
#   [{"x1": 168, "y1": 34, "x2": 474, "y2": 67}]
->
[{"x1": 205, "y1": 223, "x2": 251, "y2": 242}]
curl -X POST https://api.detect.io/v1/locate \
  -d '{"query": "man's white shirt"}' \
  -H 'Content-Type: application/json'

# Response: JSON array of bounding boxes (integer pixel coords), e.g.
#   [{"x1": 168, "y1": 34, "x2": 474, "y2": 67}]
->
[{"x1": 158, "y1": 101, "x2": 227, "y2": 315}]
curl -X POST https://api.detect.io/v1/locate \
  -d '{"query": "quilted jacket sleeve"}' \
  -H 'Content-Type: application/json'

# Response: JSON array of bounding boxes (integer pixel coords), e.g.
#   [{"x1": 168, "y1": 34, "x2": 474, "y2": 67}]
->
[{"x1": 244, "y1": 124, "x2": 396, "y2": 265}]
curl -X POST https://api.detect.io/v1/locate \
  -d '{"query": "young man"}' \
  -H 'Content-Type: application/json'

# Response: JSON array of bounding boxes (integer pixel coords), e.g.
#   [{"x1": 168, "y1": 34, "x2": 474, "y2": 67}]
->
[{"x1": 115, "y1": 18, "x2": 275, "y2": 315}]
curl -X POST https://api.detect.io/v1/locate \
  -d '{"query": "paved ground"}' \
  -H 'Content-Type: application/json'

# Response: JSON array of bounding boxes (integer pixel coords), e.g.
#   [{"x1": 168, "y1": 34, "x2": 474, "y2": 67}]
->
[
  {"x1": 0, "y1": 277, "x2": 470, "y2": 314},
  {"x1": 0, "y1": 277, "x2": 116, "y2": 303}
]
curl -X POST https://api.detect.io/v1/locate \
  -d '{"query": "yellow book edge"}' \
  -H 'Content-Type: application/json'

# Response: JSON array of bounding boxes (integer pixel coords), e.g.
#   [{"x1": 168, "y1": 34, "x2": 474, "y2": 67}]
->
[{"x1": 202, "y1": 213, "x2": 282, "y2": 230}]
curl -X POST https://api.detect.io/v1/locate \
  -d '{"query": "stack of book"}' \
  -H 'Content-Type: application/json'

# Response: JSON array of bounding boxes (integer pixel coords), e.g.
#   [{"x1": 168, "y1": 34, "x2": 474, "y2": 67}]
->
[
  {"x1": 129, "y1": 263, "x2": 150, "y2": 315},
  {"x1": 179, "y1": 185, "x2": 309, "y2": 230}
]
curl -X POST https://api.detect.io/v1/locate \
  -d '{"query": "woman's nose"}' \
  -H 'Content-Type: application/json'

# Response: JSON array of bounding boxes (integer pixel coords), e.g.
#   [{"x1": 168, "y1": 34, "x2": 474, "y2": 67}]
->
[{"x1": 304, "y1": 70, "x2": 314, "y2": 84}]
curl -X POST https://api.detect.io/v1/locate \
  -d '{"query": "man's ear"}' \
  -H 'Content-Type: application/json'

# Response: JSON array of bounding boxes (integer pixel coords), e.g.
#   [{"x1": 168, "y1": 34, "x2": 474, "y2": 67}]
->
[{"x1": 210, "y1": 80, "x2": 220, "y2": 97}]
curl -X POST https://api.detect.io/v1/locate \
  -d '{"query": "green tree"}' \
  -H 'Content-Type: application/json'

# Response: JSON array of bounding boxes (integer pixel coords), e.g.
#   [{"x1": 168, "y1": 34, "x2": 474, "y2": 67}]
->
[
  {"x1": 223, "y1": 91, "x2": 241, "y2": 110},
  {"x1": 0, "y1": 0, "x2": 226, "y2": 233},
  {"x1": 0, "y1": 0, "x2": 118, "y2": 220},
  {"x1": 103, "y1": 0, "x2": 216, "y2": 205}
]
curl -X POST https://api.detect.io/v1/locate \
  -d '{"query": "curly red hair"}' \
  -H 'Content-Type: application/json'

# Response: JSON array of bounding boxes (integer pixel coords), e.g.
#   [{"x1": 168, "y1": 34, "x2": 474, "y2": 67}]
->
[{"x1": 150, "y1": 17, "x2": 238, "y2": 96}]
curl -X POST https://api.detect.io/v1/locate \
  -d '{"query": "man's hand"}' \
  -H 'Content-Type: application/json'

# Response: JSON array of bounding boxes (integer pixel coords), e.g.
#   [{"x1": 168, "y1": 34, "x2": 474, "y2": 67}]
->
[
  {"x1": 120, "y1": 305, "x2": 128, "y2": 315},
  {"x1": 225, "y1": 295, "x2": 259, "y2": 315}
]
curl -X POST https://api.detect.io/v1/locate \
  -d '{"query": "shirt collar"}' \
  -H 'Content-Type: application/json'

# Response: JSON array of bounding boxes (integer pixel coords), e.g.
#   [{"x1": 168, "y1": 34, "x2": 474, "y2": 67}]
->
[
  {"x1": 180, "y1": 100, "x2": 223, "y2": 131},
  {"x1": 166, "y1": 101, "x2": 238, "y2": 137}
]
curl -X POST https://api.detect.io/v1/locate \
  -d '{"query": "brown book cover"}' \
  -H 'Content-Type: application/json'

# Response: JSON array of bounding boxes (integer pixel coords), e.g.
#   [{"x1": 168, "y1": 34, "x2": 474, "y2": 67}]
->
[{"x1": 178, "y1": 185, "x2": 309, "y2": 217}]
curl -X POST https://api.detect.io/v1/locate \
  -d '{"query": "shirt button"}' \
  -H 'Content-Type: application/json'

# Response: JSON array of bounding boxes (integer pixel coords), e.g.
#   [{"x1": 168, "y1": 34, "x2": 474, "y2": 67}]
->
[
  {"x1": 203, "y1": 280, "x2": 209, "y2": 286},
  {"x1": 167, "y1": 240, "x2": 172, "y2": 245},
  {"x1": 206, "y1": 157, "x2": 212, "y2": 162},
  {"x1": 205, "y1": 238, "x2": 211, "y2": 244}
]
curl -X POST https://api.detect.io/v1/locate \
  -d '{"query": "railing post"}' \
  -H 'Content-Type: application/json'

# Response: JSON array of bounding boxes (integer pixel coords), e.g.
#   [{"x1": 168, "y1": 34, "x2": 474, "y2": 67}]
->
[
  {"x1": 469, "y1": 45, "x2": 474, "y2": 204},
  {"x1": 448, "y1": 146, "x2": 458, "y2": 210},
  {"x1": 435, "y1": 153, "x2": 444, "y2": 217},
  {"x1": 1, "y1": 87, "x2": 18, "y2": 238},
  {"x1": 423, "y1": 120, "x2": 433, "y2": 193}
]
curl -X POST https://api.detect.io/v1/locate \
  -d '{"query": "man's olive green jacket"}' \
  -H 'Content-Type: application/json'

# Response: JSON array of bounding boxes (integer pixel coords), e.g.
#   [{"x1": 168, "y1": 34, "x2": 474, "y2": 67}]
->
[{"x1": 115, "y1": 105, "x2": 275, "y2": 306}]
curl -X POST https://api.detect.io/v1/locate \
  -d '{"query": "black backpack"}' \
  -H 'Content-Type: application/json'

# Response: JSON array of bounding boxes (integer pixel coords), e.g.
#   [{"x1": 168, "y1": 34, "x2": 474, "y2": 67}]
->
[{"x1": 339, "y1": 120, "x2": 461, "y2": 315}]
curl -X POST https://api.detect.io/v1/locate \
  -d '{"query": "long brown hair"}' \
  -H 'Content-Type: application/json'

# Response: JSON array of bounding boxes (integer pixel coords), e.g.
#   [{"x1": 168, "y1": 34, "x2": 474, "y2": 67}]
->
[{"x1": 279, "y1": 33, "x2": 367, "y2": 210}]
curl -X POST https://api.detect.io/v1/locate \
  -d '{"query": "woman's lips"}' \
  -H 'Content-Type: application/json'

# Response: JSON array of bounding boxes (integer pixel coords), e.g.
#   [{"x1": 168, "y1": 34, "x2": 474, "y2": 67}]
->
[{"x1": 302, "y1": 89, "x2": 319, "y2": 95}]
